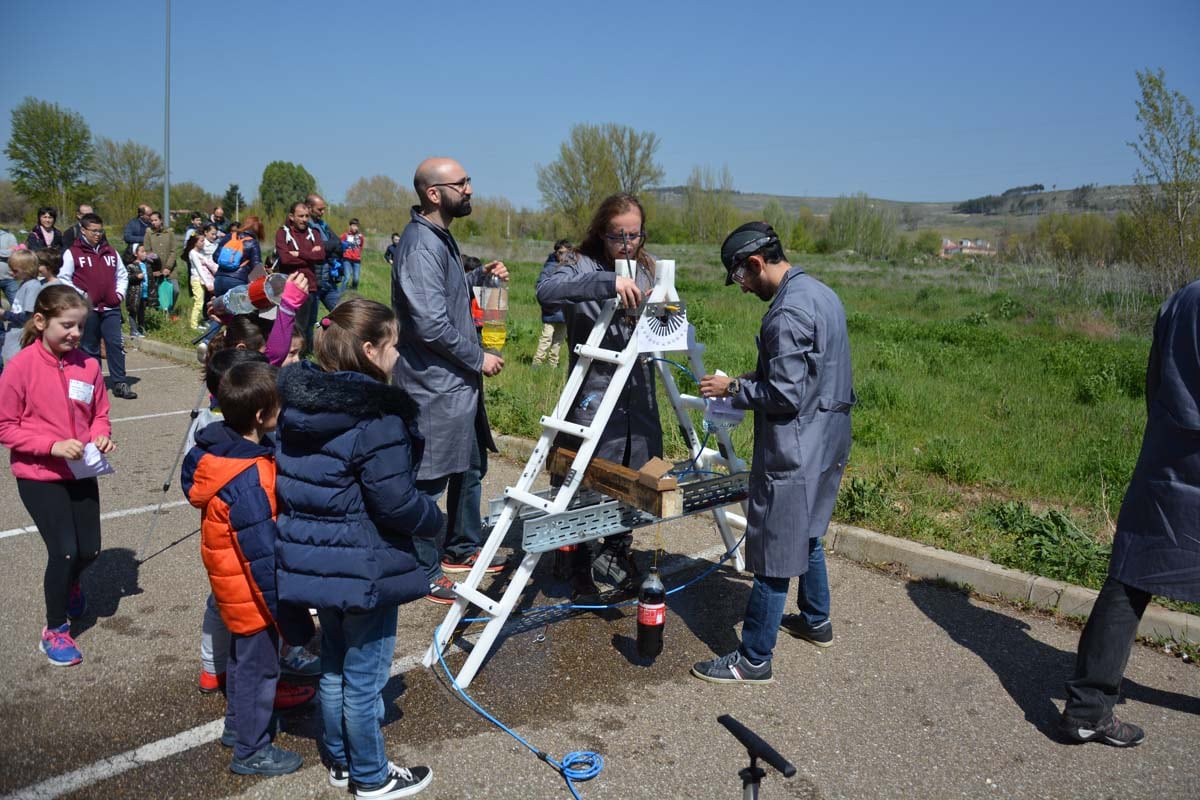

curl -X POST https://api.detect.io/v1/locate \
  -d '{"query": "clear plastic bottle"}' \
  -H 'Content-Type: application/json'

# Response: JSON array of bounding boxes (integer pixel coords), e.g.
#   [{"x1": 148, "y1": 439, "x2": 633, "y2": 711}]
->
[
  {"x1": 703, "y1": 370, "x2": 746, "y2": 433},
  {"x1": 478, "y1": 273, "x2": 508, "y2": 351},
  {"x1": 211, "y1": 273, "x2": 288, "y2": 316}
]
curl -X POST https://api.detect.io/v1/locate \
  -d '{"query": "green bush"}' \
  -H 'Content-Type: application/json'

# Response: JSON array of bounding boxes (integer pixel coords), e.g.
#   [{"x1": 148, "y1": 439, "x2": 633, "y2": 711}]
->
[
  {"x1": 835, "y1": 475, "x2": 893, "y2": 522},
  {"x1": 919, "y1": 437, "x2": 982, "y2": 484},
  {"x1": 984, "y1": 502, "x2": 1111, "y2": 589}
]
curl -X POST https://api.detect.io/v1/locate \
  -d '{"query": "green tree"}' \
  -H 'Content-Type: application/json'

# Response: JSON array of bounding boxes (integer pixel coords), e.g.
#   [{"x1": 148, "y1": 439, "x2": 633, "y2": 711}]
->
[
  {"x1": 827, "y1": 193, "x2": 898, "y2": 259},
  {"x1": 761, "y1": 198, "x2": 791, "y2": 234},
  {"x1": 222, "y1": 183, "x2": 247, "y2": 219},
  {"x1": 91, "y1": 137, "x2": 163, "y2": 220},
  {"x1": 344, "y1": 174, "x2": 407, "y2": 233},
  {"x1": 682, "y1": 164, "x2": 740, "y2": 244},
  {"x1": 1128, "y1": 68, "x2": 1200, "y2": 291},
  {"x1": 258, "y1": 161, "x2": 316, "y2": 218},
  {"x1": 536, "y1": 123, "x2": 664, "y2": 235},
  {"x1": 170, "y1": 181, "x2": 216, "y2": 214},
  {"x1": 4, "y1": 98, "x2": 93, "y2": 215},
  {"x1": 0, "y1": 179, "x2": 32, "y2": 225}
]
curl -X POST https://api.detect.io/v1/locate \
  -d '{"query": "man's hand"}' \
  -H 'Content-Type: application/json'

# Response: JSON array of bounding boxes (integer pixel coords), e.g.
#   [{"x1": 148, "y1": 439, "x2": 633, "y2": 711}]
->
[
  {"x1": 288, "y1": 250, "x2": 300, "y2": 258},
  {"x1": 484, "y1": 260, "x2": 508, "y2": 281},
  {"x1": 699, "y1": 374, "x2": 734, "y2": 398},
  {"x1": 482, "y1": 352, "x2": 505, "y2": 376},
  {"x1": 51, "y1": 439, "x2": 85, "y2": 460},
  {"x1": 93, "y1": 435, "x2": 115, "y2": 454},
  {"x1": 615, "y1": 276, "x2": 642, "y2": 310}
]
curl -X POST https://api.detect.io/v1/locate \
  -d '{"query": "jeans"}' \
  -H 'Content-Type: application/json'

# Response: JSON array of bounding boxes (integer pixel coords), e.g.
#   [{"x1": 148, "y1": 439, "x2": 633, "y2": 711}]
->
[
  {"x1": 0, "y1": 276, "x2": 19, "y2": 305},
  {"x1": 740, "y1": 536, "x2": 831, "y2": 664},
  {"x1": 317, "y1": 604, "x2": 398, "y2": 787},
  {"x1": 413, "y1": 428, "x2": 486, "y2": 581},
  {"x1": 81, "y1": 307, "x2": 127, "y2": 384},
  {"x1": 1063, "y1": 575, "x2": 1151, "y2": 723},
  {"x1": 341, "y1": 260, "x2": 361, "y2": 289}
]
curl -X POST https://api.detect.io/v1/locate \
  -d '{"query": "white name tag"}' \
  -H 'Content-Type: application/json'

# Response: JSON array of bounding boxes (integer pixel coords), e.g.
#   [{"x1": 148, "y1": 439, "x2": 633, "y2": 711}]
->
[{"x1": 68, "y1": 379, "x2": 94, "y2": 405}]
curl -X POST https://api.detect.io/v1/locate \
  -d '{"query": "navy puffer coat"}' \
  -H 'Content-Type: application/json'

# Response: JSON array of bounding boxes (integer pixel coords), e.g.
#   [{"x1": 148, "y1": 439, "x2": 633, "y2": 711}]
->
[{"x1": 274, "y1": 360, "x2": 443, "y2": 612}]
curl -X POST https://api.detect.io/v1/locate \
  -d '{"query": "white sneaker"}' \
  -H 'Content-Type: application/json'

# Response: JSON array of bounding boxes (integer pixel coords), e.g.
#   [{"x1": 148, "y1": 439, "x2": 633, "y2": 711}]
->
[{"x1": 279, "y1": 645, "x2": 320, "y2": 677}]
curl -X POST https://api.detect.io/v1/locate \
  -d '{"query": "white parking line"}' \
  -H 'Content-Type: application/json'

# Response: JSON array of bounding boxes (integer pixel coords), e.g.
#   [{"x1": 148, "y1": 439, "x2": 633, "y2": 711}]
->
[
  {"x1": 111, "y1": 409, "x2": 194, "y2": 423},
  {"x1": 0, "y1": 500, "x2": 191, "y2": 540},
  {"x1": 0, "y1": 543, "x2": 730, "y2": 799},
  {"x1": 126, "y1": 365, "x2": 186, "y2": 373}
]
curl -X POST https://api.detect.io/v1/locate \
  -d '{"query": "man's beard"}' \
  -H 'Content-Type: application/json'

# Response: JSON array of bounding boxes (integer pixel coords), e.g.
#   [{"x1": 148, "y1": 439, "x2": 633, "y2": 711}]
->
[{"x1": 449, "y1": 197, "x2": 472, "y2": 218}]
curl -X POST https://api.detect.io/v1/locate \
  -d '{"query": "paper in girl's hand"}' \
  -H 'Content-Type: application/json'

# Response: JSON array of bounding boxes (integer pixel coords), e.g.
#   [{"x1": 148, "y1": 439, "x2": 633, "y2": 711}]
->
[{"x1": 68, "y1": 442, "x2": 115, "y2": 479}]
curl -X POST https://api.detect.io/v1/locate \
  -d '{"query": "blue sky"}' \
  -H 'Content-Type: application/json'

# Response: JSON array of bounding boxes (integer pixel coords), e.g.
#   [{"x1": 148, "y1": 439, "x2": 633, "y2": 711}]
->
[{"x1": 2, "y1": 0, "x2": 1198, "y2": 209}]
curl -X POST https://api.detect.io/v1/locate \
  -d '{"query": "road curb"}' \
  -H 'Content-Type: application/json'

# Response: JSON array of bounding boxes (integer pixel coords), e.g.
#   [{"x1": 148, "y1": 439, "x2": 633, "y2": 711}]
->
[
  {"x1": 132, "y1": 336, "x2": 198, "y2": 365},
  {"x1": 493, "y1": 433, "x2": 1198, "y2": 644}
]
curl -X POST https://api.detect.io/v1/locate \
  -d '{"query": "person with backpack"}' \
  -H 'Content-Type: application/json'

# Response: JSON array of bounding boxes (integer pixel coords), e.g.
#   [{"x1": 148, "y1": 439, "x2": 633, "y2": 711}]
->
[{"x1": 213, "y1": 217, "x2": 265, "y2": 298}]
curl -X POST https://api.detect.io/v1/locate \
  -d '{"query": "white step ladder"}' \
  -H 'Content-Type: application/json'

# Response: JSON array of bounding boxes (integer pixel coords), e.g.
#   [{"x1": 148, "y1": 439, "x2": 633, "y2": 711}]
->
[{"x1": 423, "y1": 260, "x2": 749, "y2": 688}]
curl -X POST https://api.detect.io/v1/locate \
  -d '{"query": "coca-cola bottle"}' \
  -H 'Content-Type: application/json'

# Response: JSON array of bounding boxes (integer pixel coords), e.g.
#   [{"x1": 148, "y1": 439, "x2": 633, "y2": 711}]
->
[{"x1": 636, "y1": 568, "x2": 666, "y2": 660}]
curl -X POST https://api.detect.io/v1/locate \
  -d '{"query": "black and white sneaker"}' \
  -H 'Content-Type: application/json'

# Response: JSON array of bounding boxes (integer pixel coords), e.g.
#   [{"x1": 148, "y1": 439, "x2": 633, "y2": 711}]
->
[
  {"x1": 1059, "y1": 712, "x2": 1145, "y2": 747},
  {"x1": 355, "y1": 763, "x2": 432, "y2": 798},
  {"x1": 691, "y1": 650, "x2": 773, "y2": 684},
  {"x1": 329, "y1": 763, "x2": 350, "y2": 788},
  {"x1": 780, "y1": 615, "x2": 834, "y2": 648}
]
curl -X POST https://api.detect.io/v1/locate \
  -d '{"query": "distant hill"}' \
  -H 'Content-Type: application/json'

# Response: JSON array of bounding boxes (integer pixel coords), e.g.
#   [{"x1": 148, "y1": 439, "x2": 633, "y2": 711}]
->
[{"x1": 645, "y1": 184, "x2": 1138, "y2": 237}]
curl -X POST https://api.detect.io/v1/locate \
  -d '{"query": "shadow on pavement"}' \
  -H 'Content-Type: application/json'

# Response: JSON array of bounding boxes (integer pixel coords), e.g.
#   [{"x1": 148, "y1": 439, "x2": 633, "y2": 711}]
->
[
  {"x1": 907, "y1": 579, "x2": 1200, "y2": 741},
  {"x1": 73, "y1": 546, "x2": 143, "y2": 635}
]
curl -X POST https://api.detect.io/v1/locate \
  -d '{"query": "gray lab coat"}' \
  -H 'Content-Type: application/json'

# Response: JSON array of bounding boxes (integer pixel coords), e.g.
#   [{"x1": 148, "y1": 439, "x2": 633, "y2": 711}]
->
[
  {"x1": 1109, "y1": 280, "x2": 1200, "y2": 603},
  {"x1": 536, "y1": 253, "x2": 662, "y2": 467},
  {"x1": 734, "y1": 265, "x2": 855, "y2": 578},
  {"x1": 391, "y1": 208, "x2": 495, "y2": 481}
]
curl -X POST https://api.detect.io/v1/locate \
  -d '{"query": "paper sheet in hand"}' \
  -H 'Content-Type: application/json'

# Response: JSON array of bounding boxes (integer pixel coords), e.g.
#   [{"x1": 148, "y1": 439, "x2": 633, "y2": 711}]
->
[{"x1": 69, "y1": 442, "x2": 115, "y2": 479}]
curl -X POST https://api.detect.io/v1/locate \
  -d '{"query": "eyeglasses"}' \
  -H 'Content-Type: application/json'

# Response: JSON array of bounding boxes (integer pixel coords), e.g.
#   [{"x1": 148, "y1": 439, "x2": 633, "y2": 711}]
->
[
  {"x1": 730, "y1": 264, "x2": 748, "y2": 285},
  {"x1": 602, "y1": 230, "x2": 644, "y2": 243},
  {"x1": 430, "y1": 177, "x2": 472, "y2": 192},
  {"x1": 81, "y1": 227, "x2": 104, "y2": 236}
]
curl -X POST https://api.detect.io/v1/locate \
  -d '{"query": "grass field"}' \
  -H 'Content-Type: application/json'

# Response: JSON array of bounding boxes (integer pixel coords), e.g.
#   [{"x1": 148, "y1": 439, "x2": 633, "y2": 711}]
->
[{"x1": 147, "y1": 240, "x2": 1162, "y2": 596}]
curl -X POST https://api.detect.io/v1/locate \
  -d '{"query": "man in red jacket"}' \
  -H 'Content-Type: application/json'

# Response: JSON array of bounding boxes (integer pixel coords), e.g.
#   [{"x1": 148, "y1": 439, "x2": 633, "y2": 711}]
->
[
  {"x1": 60, "y1": 213, "x2": 136, "y2": 400},
  {"x1": 273, "y1": 202, "x2": 324, "y2": 353}
]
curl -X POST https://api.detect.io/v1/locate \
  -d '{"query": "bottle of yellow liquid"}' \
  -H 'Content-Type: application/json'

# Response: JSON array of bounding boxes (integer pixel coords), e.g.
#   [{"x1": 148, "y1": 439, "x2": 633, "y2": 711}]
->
[{"x1": 477, "y1": 274, "x2": 508, "y2": 351}]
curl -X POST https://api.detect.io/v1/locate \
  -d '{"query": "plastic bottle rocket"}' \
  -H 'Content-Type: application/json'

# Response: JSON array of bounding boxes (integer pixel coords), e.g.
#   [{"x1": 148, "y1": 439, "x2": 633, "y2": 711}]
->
[
  {"x1": 637, "y1": 567, "x2": 666, "y2": 659},
  {"x1": 211, "y1": 273, "x2": 288, "y2": 317}
]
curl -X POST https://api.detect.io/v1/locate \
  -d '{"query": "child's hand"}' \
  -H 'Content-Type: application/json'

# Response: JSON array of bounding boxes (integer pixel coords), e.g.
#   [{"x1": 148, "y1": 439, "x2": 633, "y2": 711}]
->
[
  {"x1": 286, "y1": 272, "x2": 309, "y2": 294},
  {"x1": 93, "y1": 435, "x2": 115, "y2": 454},
  {"x1": 51, "y1": 439, "x2": 85, "y2": 460}
]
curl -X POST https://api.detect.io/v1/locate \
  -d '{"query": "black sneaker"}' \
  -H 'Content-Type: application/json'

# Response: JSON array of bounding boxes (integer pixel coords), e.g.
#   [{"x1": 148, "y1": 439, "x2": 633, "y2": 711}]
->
[
  {"x1": 229, "y1": 743, "x2": 303, "y2": 776},
  {"x1": 780, "y1": 615, "x2": 834, "y2": 648},
  {"x1": 112, "y1": 382, "x2": 137, "y2": 400},
  {"x1": 1059, "y1": 712, "x2": 1145, "y2": 747},
  {"x1": 329, "y1": 763, "x2": 350, "y2": 788},
  {"x1": 691, "y1": 650, "x2": 773, "y2": 684},
  {"x1": 425, "y1": 575, "x2": 457, "y2": 605},
  {"x1": 355, "y1": 763, "x2": 433, "y2": 798}
]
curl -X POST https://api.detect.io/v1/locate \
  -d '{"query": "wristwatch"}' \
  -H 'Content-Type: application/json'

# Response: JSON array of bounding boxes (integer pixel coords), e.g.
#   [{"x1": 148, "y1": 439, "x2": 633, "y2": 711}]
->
[{"x1": 727, "y1": 378, "x2": 741, "y2": 397}]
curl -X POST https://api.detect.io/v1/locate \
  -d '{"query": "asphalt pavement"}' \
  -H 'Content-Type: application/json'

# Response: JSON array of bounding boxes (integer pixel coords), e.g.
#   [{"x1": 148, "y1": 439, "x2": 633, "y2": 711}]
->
[{"x1": 0, "y1": 346, "x2": 1196, "y2": 800}]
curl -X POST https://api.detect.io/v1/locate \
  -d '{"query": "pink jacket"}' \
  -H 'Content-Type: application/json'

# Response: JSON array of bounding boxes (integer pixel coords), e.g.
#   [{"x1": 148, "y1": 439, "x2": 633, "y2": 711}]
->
[{"x1": 0, "y1": 342, "x2": 112, "y2": 481}]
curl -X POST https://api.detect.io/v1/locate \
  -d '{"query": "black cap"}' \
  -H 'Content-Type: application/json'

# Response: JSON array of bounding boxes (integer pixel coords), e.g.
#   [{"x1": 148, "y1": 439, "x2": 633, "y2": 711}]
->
[{"x1": 720, "y1": 221, "x2": 779, "y2": 285}]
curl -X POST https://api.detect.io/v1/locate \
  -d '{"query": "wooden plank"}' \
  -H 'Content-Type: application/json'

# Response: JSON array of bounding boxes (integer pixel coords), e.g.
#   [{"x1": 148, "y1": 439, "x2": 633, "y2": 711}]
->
[{"x1": 547, "y1": 448, "x2": 682, "y2": 518}]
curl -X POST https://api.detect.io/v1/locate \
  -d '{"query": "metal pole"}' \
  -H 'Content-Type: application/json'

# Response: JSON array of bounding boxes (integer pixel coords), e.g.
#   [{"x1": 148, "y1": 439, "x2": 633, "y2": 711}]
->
[{"x1": 163, "y1": 0, "x2": 171, "y2": 222}]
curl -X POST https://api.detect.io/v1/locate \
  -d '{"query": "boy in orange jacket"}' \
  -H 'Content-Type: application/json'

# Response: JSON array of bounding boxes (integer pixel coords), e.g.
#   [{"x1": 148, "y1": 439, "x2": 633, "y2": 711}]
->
[{"x1": 181, "y1": 361, "x2": 308, "y2": 777}]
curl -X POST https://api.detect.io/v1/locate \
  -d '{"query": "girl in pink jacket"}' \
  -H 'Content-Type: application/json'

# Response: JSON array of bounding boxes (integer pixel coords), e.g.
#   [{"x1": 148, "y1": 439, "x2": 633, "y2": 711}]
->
[{"x1": 0, "y1": 285, "x2": 115, "y2": 666}]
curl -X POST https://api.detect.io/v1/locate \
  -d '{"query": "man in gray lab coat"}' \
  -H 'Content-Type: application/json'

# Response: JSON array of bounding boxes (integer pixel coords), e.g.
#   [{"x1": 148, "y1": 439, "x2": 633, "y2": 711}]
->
[
  {"x1": 392, "y1": 157, "x2": 509, "y2": 603},
  {"x1": 1059, "y1": 279, "x2": 1200, "y2": 747},
  {"x1": 693, "y1": 222, "x2": 854, "y2": 684}
]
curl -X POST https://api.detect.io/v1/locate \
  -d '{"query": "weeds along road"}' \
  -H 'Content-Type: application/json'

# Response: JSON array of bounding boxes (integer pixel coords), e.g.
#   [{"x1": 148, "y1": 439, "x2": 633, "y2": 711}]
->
[{"x1": 0, "y1": 347, "x2": 1196, "y2": 800}]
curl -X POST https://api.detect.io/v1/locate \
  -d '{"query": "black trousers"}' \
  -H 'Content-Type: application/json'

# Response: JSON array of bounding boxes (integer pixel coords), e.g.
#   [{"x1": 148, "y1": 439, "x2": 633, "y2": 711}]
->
[
  {"x1": 17, "y1": 478, "x2": 101, "y2": 628},
  {"x1": 227, "y1": 626, "x2": 280, "y2": 760},
  {"x1": 1063, "y1": 575, "x2": 1151, "y2": 723}
]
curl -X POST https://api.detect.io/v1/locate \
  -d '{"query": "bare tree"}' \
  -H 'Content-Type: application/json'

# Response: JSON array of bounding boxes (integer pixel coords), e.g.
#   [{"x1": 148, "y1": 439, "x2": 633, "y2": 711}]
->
[{"x1": 92, "y1": 137, "x2": 163, "y2": 220}]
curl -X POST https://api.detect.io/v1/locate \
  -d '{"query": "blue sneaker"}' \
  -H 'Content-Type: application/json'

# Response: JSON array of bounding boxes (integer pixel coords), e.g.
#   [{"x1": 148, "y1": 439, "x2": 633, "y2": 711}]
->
[
  {"x1": 66, "y1": 581, "x2": 87, "y2": 621},
  {"x1": 40, "y1": 623, "x2": 83, "y2": 666},
  {"x1": 230, "y1": 744, "x2": 302, "y2": 776}
]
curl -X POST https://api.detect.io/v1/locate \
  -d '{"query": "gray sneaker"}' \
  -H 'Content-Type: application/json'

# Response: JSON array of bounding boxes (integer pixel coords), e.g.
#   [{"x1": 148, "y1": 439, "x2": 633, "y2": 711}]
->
[
  {"x1": 780, "y1": 615, "x2": 833, "y2": 648},
  {"x1": 1059, "y1": 712, "x2": 1145, "y2": 747},
  {"x1": 691, "y1": 650, "x2": 773, "y2": 684}
]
